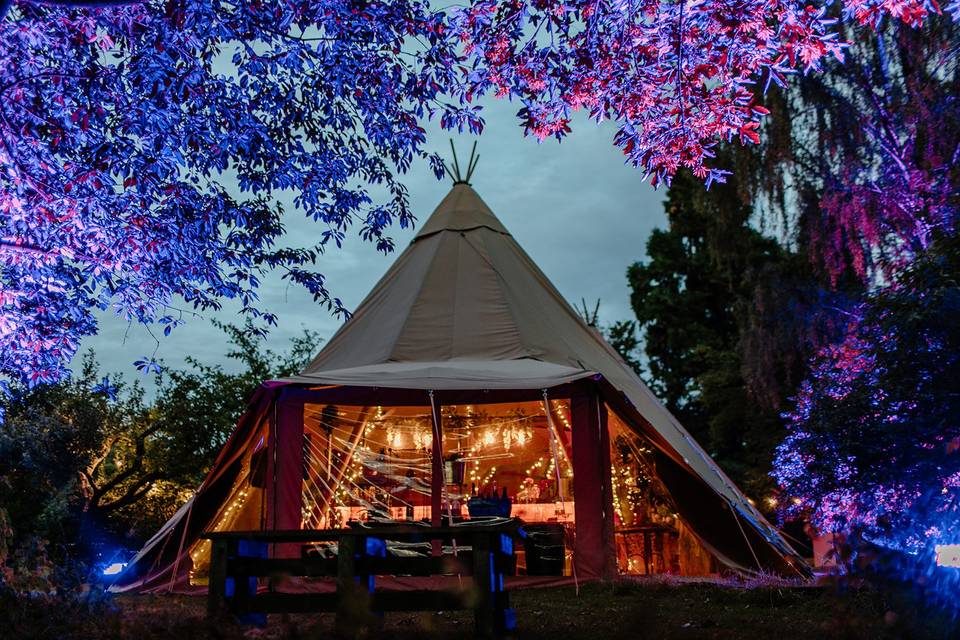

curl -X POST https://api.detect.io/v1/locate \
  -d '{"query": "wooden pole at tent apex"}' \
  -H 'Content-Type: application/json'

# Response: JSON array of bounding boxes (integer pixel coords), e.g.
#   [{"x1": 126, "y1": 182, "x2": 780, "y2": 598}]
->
[{"x1": 443, "y1": 139, "x2": 480, "y2": 185}]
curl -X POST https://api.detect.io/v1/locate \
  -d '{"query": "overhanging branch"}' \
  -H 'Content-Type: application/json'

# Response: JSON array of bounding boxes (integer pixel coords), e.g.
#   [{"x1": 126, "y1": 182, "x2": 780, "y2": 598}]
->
[
  {"x1": 1, "y1": 0, "x2": 142, "y2": 21},
  {"x1": 0, "y1": 238, "x2": 96, "y2": 264}
]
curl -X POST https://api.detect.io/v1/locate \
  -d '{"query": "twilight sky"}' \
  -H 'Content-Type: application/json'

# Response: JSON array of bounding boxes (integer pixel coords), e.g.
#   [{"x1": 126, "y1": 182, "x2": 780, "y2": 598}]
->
[{"x1": 80, "y1": 98, "x2": 667, "y2": 383}]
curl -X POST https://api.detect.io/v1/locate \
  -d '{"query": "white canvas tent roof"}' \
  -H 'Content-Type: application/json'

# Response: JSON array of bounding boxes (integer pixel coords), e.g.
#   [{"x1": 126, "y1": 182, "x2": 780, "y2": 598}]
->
[{"x1": 285, "y1": 183, "x2": 806, "y2": 574}]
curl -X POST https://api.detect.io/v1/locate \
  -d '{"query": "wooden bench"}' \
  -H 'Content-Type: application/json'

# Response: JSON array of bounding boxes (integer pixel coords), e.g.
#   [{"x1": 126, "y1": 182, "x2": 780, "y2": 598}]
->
[{"x1": 202, "y1": 523, "x2": 519, "y2": 637}]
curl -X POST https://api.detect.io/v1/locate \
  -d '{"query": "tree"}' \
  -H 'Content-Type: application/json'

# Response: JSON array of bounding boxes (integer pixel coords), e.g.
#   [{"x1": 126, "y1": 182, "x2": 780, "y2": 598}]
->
[
  {"x1": 454, "y1": 0, "x2": 955, "y2": 188},
  {"x1": 605, "y1": 319, "x2": 643, "y2": 375},
  {"x1": 625, "y1": 17, "x2": 957, "y2": 513},
  {"x1": 0, "y1": 323, "x2": 317, "y2": 553},
  {"x1": 0, "y1": 0, "x2": 480, "y2": 389},
  {"x1": 760, "y1": 15, "x2": 960, "y2": 559},
  {"x1": 626, "y1": 159, "x2": 794, "y2": 498},
  {"x1": 145, "y1": 322, "x2": 316, "y2": 490},
  {"x1": 773, "y1": 234, "x2": 960, "y2": 559},
  {"x1": 744, "y1": 16, "x2": 960, "y2": 286},
  {"x1": 1, "y1": 1, "x2": 953, "y2": 392}
]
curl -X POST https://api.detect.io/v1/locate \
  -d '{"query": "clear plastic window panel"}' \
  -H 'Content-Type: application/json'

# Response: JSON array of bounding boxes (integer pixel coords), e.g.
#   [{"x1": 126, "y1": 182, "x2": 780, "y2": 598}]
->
[
  {"x1": 439, "y1": 401, "x2": 573, "y2": 522},
  {"x1": 302, "y1": 404, "x2": 434, "y2": 528},
  {"x1": 188, "y1": 429, "x2": 269, "y2": 585},
  {"x1": 443, "y1": 400, "x2": 575, "y2": 576},
  {"x1": 300, "y1": 400, "x2": 576, "y2": 576},
  {"x1": 608, "y1": 409, "x2": 714, "y2": 575}
]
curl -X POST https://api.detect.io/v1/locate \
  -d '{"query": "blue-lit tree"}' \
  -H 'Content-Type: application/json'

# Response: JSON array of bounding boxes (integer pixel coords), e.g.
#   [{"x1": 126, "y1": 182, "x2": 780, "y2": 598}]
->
[
  {"x1": 0, "y1": 0, "x2": 481, "y2": 388},
  {"x1": 774, "y1": 235, "x2": 960, "y2": 563},
  {"x1": 766, "y1": 15, "x2": 960, "y2": 577}
]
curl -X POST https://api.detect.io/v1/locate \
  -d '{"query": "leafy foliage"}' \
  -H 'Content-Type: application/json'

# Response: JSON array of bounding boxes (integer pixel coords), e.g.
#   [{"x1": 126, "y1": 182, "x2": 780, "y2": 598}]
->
[
  {"x1": 0, "y1": 0, "x2": 480, "y2": 389},
  {"x1": 0, "y1": 0, "x2": 955, "y2": 392},
  {"x1": 453, "y1": 0, "x2": 955, "y2": 189},
  {"x1": 0, "y1": 324, "x2": 316, "y2": 559},
  {"x1": 622, "y1": 17, "x2": 958, "y2": 538},
  {"x1": 774, "y1": 235, "x2": 960, "y2": 554},
  {"x1": 745, "y1": 17, "x2": 960, "y2": 286},
  {"x1": 760, "y1": 17, "x2": 960, "y2": 571}
]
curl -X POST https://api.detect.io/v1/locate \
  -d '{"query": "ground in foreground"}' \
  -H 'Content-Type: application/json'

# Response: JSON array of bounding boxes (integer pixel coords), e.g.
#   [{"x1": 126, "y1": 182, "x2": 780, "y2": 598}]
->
[{"x1": 7, "y1": 578, "x2": 957, "y2": 639}]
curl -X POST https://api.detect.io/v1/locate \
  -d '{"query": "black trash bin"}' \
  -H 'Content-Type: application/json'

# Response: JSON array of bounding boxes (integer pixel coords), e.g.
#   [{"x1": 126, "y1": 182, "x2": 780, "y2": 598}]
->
[{"x1": 522, "y1": 524, "x2": 566, "y2": 576}]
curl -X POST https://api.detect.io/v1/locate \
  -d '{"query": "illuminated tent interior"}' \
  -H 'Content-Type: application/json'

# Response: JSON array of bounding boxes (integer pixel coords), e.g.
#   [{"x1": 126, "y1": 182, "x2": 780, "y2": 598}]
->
[{"x1": 115, "y1": 181, "x2": 810, "y2": 593}]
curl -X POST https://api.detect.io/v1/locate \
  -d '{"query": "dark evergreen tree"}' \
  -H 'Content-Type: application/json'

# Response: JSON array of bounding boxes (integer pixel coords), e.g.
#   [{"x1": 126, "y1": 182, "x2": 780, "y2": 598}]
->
[
  {"x1": 605, "y1": 320, "x2": 643, "y2": 375},
  {"x1": 627, "y1": 160, "x2": 795, "y2": 500}
]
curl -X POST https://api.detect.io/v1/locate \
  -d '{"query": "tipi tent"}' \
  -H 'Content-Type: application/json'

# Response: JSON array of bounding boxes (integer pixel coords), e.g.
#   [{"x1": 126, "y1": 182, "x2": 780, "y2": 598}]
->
[{"x1": 115, "y1": 182, "x2": 809, "y2": 593}]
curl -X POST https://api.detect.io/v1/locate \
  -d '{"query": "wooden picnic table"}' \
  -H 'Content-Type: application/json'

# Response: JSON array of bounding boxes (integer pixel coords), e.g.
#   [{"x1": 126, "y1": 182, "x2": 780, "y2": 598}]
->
[{"x1": 202, "y1": 522, "x2": 520, "y2": 637}]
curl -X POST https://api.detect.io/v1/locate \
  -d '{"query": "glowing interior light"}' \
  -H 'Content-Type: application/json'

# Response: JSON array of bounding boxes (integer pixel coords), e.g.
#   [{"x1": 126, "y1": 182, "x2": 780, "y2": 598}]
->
[
  {"x1": 936, "y1": 544, "x2": 960, "y2": 568},
  {"x1": 103, "y1": 562, "x2": 127, "y2": 576}
]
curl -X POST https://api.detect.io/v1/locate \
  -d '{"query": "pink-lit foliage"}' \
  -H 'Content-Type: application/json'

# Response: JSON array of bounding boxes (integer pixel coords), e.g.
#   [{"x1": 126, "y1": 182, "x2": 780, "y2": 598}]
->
[
  {"x1": 0, "y1": 0, "x2": 480, "y2": 390},
  {"x1": 773, "y1": 237, "x2": 960, "y2": 554},
  {"x1": 767, "y1": 20, "x2": 960, "y2": 579},
  {"x1": 452, "y1": 0, "x2": 955, "y2": 190},
  {"x1": 789, "y1": 20, "x2": 960, "y2": 287}
]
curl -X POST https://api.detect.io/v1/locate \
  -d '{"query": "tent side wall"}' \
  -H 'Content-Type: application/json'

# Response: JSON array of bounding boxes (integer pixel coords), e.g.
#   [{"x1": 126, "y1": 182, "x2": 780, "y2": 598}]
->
[
  {"x1": 652, "y1": 449, "x2": 797, "y2": 575},
  {"x1": 118, "y1": 378, "x2": 806, "y2": 593},
  {"x1": 112, "y1": 383, "x2": 285, "y2": 593},
  {"x1": 597, "y1": 379, "x2": 809, "y2": 577}
]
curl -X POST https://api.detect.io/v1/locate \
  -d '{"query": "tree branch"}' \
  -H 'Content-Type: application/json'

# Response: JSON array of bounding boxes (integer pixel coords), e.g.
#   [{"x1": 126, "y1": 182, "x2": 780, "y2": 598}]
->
[
  {"x1": 96, "y1": 471, "x2": 163, "y2": 514},
  {"x1": 1, "y1": 0, "x2": 141, "y2": 20},
  {"x1": 89, "y1": 422, "x2": 162, "y2": 505},
  {"x1": 88, "y1": 434, "x2": 120, "y2": 478},
  {"x1": 0, "y1": 238, "x2": 97, "y2": 264}
]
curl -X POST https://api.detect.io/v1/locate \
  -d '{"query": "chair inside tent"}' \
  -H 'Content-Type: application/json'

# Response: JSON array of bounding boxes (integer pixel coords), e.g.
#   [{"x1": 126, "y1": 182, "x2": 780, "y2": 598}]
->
[{"x1": 115, "y1": 179, "x2": 809, "y2": 594}]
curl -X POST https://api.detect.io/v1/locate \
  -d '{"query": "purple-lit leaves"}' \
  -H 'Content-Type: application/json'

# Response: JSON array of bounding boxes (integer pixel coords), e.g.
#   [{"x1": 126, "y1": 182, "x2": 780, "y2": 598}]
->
[
  {"x1": 773, "y1": 239, "x2": 960, "y2": 553},
  {"x1": 0, "y1": 0, "x2": 480, "y2": 388},
  {"x1": 0, "y1": 0, "x2": 953, "y2": 393},
  {"x1": 451, "y1": 0, "x2": 951, "y2": 188}
]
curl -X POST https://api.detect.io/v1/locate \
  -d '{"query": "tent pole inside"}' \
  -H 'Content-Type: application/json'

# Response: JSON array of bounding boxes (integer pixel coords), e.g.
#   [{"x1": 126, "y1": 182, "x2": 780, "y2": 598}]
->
[{"x1": 429, "y1": 390, "x2": 444, "y2": 555}]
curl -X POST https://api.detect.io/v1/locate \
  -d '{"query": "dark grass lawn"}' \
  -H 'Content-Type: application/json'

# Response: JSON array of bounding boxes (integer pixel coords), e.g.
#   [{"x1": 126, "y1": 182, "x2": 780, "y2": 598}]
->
[{"x1": 8, "y1": 579, "x2": 958, "y2": 639}]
